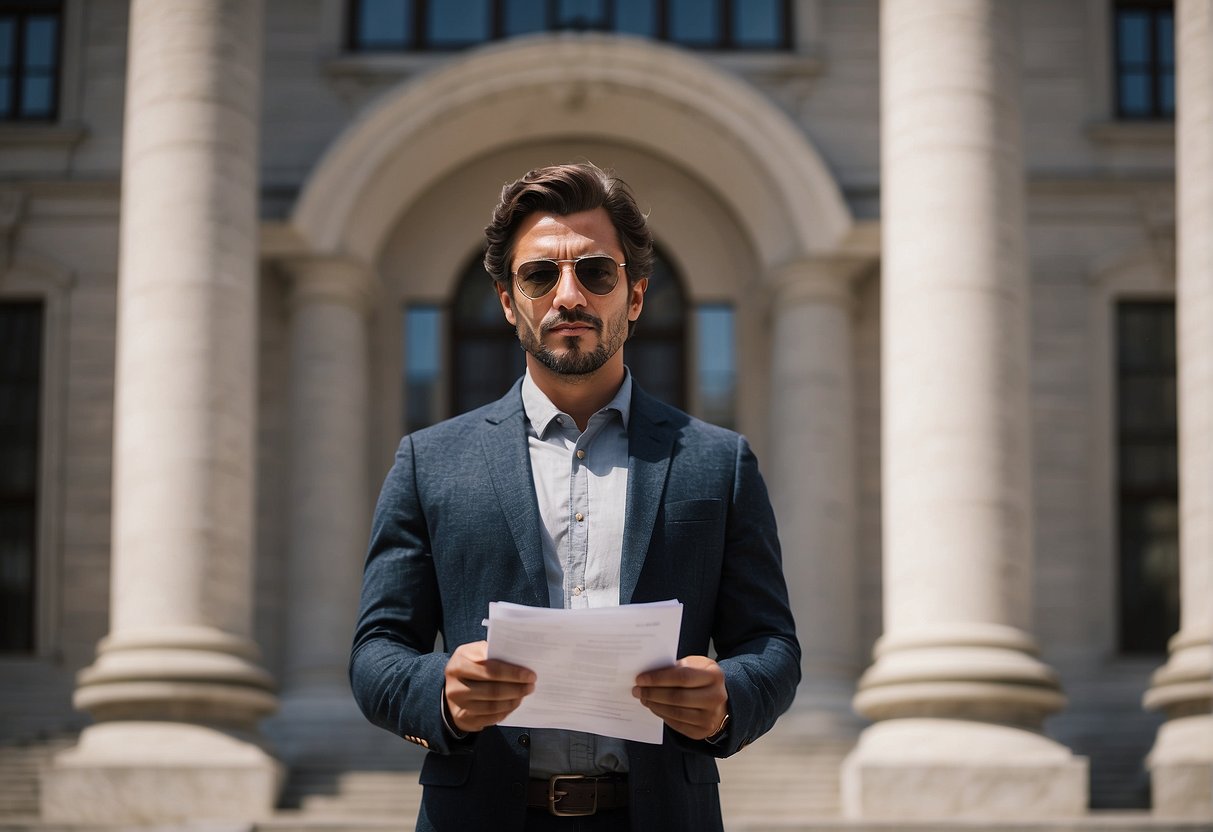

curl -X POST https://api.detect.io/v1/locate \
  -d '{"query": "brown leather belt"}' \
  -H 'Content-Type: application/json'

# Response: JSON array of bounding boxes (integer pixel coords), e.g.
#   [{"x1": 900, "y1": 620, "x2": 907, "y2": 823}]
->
[{"x1": 526, "y1": 774, "x2": 628, "y2": 817}]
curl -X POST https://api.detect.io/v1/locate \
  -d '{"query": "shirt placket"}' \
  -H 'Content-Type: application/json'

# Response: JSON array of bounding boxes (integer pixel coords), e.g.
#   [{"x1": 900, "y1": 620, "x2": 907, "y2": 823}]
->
[{"x1": 565, "y1": 423, "x2": 591, "y2": 611}]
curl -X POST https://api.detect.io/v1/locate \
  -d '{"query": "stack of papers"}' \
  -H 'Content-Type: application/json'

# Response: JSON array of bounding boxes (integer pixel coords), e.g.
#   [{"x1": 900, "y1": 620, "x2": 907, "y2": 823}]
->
[{"x1": 484, "y1": 599, "x2": 683, "y2": 743}]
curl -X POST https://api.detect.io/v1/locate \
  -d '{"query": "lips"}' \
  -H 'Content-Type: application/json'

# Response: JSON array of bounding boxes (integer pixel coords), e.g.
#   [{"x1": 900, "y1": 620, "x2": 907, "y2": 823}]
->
[
  {"x1": 542, "y1": 313, "x2": 601, "y2": 336},
  {"x1": 550, "y1": 324, "x2": 593, "y2": 335}
]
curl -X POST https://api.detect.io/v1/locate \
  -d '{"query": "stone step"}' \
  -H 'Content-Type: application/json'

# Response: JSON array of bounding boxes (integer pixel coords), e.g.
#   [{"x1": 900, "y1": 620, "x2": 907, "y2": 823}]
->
[{"x1": 0, "y1": 737, "x2": 75, "y2": 821}]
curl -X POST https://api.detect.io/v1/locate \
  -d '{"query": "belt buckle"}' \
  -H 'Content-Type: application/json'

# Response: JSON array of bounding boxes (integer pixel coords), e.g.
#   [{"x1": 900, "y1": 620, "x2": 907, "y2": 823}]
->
[{"x1": 548, "y1": 773, "x2": 595, "y2": 817}]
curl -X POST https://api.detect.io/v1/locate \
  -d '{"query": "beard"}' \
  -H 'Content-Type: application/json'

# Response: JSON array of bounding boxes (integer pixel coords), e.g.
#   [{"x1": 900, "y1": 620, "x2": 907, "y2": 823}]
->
[{"x1": 518, "y1": 307, "x2": 628, "y2": 376}]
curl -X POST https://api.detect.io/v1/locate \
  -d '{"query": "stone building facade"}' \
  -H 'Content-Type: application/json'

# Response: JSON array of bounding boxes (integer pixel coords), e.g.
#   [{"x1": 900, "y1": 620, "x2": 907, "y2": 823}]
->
[{"x1": 0, "y1": 0, "x2": 1210, "y2": 825}]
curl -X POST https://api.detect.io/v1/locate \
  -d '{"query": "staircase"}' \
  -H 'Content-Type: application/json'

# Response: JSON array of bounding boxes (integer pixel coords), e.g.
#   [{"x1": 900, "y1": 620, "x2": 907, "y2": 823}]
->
[{"x1": 0, "y1": 735, "x2": 74, "y2": 821}]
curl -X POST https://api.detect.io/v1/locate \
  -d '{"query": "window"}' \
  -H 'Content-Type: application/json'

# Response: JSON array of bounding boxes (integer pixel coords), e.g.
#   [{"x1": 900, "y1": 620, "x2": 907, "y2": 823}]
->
[
  {"x1": 695, "y1": 304, "x2": 735, "y2": 430},
  {"x1": 1113, "y1": 0, "x2": 1174, "y2": 119},
  {"x1": 401, "y1": 248, "x2": 737, "y2": 433},
  {"x1": 0, "y1": 300, "x2": 42, "y2": 653},
  {"x1": 404, "y1": 305, "x2": 443, "y2": 435},
  {"x1": 1115, "y1": 301, "x2": 1179, "y2": 653},
  {"x1": 0, "y1": 1, "x2": 62, "y2": 121},
  {"x1": 350, "y1": 0, "x2": 791, "y2": 52}
]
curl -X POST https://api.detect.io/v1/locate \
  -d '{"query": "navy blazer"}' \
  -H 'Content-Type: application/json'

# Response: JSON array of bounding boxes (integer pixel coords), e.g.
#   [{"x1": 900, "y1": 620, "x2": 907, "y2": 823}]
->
[{"x1": 350, "y1": 380, "x2": 800, "y2": 831}]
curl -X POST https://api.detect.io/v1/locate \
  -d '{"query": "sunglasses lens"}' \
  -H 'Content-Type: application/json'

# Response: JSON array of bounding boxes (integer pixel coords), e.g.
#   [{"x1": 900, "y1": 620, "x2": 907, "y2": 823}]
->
[
  {"x1": 514, "y1": 257, "x2": 621, "y2": 298},
  {"x1": 573, "y1": 256, "x2": 620, "y2": 295},
  {"x1": 516, "y1": 261, "x2": 560, "y2": 298}
]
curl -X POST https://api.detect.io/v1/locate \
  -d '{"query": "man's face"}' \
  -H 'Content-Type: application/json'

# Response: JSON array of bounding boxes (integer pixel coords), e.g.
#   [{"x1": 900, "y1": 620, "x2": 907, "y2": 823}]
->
[{"x1": 499, "y1": 208, "x2": 646, "y2": 378}]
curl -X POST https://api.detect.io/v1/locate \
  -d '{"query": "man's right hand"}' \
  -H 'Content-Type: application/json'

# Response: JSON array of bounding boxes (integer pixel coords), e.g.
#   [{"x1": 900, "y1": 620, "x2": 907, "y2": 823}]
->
[{"x1": 443, "y1": 640, "x2": 536, "y2": 733}]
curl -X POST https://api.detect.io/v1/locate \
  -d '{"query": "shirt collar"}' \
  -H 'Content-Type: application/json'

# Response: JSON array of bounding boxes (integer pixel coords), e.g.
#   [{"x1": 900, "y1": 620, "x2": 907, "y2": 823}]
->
[{"x1": 521, "y1": 367, "x2": 633, "y2": 436}]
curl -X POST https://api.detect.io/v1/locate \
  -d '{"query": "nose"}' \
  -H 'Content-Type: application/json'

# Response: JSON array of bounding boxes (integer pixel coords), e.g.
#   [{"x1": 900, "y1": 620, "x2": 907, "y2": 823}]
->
[{"x1": 550, "y1": 261, "x2": 587, "y2": 310}]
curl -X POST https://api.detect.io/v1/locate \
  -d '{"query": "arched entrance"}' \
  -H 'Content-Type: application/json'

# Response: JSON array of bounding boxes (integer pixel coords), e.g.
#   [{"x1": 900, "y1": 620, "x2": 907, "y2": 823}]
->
[{"x1": 288, "y1": 33, "x2": 854, "y2": 458}]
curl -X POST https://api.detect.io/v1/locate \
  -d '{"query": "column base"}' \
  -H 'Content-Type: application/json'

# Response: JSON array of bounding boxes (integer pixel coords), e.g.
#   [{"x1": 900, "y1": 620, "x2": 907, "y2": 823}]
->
[
  {"x1": 40, "y1": 721, "x2": 284, "y2": 824},
  {"x1": 840, "y1": 718, "x2": 1088, "y2": 819},
  {"x1": 1147, "y1": 713, "x2": 1213, "y2": 819}
]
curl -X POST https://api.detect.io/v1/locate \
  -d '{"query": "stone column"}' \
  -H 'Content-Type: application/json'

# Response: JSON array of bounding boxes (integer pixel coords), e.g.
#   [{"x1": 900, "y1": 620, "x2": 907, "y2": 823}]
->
[
  {"x1": 266, "y1": 256, "x2": 378, "y2": 765},
  {"x1": 41, "y1": 1, "x2": 280, "y2": 823},
  {"x1": 1142, "y1": 0, "x2": 1213, "y2": 818},
  {"x1": 841, "y1": 0, "x2": 1087, "y2": 818},
  {"x1": 767, "y1": 259, "x2": 863, "y2": 732}
]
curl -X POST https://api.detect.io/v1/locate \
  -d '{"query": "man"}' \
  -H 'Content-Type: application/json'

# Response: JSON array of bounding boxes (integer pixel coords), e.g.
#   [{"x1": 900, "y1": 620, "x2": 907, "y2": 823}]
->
[{"x1": 350, "y1": 163, "x2": 799, "y2": 831}]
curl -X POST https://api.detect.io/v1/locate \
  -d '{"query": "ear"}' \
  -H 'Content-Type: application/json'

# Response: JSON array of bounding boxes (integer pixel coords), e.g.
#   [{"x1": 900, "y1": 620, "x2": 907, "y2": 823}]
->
[
  {"x1": 628, "y1": 277, "x2": 648, "y2": 322},
  {"x1": 497, "y1": 281, "x2": 517, "y2": 325}
]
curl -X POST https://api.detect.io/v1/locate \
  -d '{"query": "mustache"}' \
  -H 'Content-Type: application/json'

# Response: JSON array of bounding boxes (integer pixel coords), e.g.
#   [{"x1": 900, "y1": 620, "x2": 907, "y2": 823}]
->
[{"x1": 541, "y1": 310, "x2": 602, "y2": 334}]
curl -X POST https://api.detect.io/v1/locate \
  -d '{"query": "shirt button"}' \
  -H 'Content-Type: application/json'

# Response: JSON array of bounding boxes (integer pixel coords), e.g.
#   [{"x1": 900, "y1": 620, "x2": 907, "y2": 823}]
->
[
  {"x1": 573, "y1": 586, "x2": 583, "y2": 597},
  {"x1": 576, "y1": 449, "x2": 586, "y2": 459},
  {"x1": 575, "y1": 512, "x2": 584, "y2": 522}
]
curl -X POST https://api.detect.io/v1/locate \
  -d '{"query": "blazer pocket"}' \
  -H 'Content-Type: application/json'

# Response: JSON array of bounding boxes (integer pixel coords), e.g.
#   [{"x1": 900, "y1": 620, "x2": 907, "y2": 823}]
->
[
  {"x1": 419, "y1": 750, "x2": 474, "y2": 787},
  {"x1": 664, "y1": 498, "x2": 724, "y2": 524},
  {"x1": 682, "y1": 751, "x2": 721, "y2": 784}
]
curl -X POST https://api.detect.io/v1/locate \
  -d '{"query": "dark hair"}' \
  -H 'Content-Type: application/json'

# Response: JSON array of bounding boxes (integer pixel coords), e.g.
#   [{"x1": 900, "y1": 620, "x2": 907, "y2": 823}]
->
[{"x1": 483, "y1": 163, "x2": 654, "y2": 293}]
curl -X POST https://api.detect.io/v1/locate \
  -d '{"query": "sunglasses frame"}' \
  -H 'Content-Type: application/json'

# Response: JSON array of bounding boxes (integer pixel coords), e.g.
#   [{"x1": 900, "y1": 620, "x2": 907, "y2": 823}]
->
[{"x1": 511, "y1": 255, "x2": 627, "y2": 300}]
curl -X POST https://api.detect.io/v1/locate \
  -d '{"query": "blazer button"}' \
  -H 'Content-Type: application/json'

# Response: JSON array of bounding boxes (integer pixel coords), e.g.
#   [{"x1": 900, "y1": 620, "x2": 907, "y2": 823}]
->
[{"x1": 518, "y1": 733, "x2": 530, "y2": 748}]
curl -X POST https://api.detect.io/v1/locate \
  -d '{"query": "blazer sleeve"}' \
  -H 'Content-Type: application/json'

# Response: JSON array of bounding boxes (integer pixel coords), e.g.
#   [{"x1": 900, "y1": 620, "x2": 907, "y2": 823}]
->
[
  {"x1": 349, "y1": 435, "x2": 471, "y2": 756},
  {"x1": 683, "y1": 435, "x2": 801, "y2": 758}
]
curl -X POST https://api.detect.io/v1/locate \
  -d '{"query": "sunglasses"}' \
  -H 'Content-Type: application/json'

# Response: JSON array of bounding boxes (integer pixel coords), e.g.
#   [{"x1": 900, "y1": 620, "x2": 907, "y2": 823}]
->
[{"x1": 512, "y1": 255, "x2": 626, "y2": 299}]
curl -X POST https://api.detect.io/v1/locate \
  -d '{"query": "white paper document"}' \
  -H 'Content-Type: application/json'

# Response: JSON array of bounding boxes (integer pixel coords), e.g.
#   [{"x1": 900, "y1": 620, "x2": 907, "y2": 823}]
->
[{"x1": 484, "y1": 599, "x2": 683, "y2": 744}]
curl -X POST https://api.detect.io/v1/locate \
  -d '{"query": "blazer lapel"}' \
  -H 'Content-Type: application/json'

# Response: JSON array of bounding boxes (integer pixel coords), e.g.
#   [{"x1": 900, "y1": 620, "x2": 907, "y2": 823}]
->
[
  {"x1": 620, "y1": 387, "x2": 675, "y2": 605},
  {"x1": 480, "y1": 382, "x2": 549, "y2": 608}
]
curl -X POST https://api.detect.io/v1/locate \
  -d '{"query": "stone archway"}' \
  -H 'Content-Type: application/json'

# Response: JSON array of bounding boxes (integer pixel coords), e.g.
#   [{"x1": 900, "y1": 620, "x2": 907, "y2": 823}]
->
[{"x1": 291, "y1": 34, "x2": 853, "y2": 269}]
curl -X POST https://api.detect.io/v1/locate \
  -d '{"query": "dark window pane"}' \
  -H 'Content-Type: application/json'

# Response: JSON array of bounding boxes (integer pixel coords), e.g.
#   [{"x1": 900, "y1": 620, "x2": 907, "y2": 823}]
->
[
  {"x1": 0, "y1": 19, "x2": 15, "y2": 69},
  {"x1": 696, "y1": 304, "x2": 735, "y2": 429},
  {"x1": 669, "y1": 0, "x2": 720, "y2": 45},
  {"x1": 638, "y1": 253, "x2": 684, "y2": 328},
  {"x1": 503, "y1": 0, "x2": 547, "y2": 36},
  {"x1": 1116, "y1": 301, "x2": 1179, "y2": 654},
  {"x1": 626, "y1": 339, "x2": 681, "y2": 406},
  {"x1": 0, "y1": 74, "x2": 10, "y2": 116},
  {"x1": 1157, "y1": 11, "x2": 1174, "y2": 65},
  {"x1": 1119, "y1": 499, "x2": 1180, "y2": 652},
  {"x1": 0, "y1": 301, "x2": 43, "y2": 654},
  {"x1": 615, "y1": 0, "x2": 656, "y2": 36},
  {"x1": 1117, "y1": 11, "x2": 1151, "y2": 64},
  {"x1": 1120, "y1": 71, "x2": 1151, "y2": 115},
  {"x1": 427, "y1": 0, "x2": 491, "y2": 46},
  {"x1": 358, "y1": 0, "x2": 412, "y2": 47},
  {"x1": 404, "y1": 305, "x2": 443, "y2": 433},
  {"x1": 1160, "y1": 73, "x2": 1175, "y2": 115},
  {"x1": 454, "y1": 339, "x2": 526, "y2": 413},
  {"x1": 20, "y1": 73, "x2": 52, "y2": 117},
  {"x1": 23, "y1": 15, "x2": 56, "y2": 69},
  {"x1": 557, "y1": 0, "x2": 606, "y2": 29},
  {"x1": 733, "y1": 0, "x2": 781, "y2": 47}
]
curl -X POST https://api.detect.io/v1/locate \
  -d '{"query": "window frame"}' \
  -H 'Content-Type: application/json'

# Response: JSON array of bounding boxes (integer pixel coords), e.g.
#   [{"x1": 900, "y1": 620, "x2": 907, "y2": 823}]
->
[
  {"x1": 0, "y1": 0, "x2": 65, "y2": 122},
  {"x1": 347, "y1": 0, "x2": 793, "y2": 53},
  {"x1": 1113, "y1": 298, "x2": 1180, "y2": 654},
  {"x1": 1111, "y1": 0, "x2": 1174, "y2": 121},
  {"x1": 0, "y1": 299, "x2": 43, "y2": 654},
  {"x1": 0, "y1": 251, "x2": 71, "y2": 661}
]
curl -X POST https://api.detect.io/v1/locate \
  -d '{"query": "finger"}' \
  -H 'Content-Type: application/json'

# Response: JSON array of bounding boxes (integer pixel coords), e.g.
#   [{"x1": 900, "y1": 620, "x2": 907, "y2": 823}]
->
[
  {"x1": 636, "y1": 662, "x2": 718, "y2": 689},
  {"x1": 450, "y1": 679, "x2": 535, "y2": 703},
  {"x1": 632, "y1": 684, "x2": 717, "y2": 709},
  {"x1": 451, "y1": 659, "x2": 536, "y2": 684}
]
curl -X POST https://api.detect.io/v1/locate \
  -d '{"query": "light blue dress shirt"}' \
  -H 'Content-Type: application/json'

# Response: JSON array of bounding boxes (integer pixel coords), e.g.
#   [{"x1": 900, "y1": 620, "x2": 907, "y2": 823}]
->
[{"x1": 520, "y1": 369, "x2": 632, "y2": 778}]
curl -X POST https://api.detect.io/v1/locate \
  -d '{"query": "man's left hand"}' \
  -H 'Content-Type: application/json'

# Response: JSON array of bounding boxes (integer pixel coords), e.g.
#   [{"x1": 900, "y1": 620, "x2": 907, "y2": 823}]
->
[{"x1": 632, "y1": 655, "x2": 728, "y2": 741}]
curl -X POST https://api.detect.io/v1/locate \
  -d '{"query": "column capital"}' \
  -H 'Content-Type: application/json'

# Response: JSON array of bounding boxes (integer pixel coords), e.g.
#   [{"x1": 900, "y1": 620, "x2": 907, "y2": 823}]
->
[
  {"x1": 768, "y1": 255, "x2": 872, "y2": 307},
  {"x1": 280, "y1": 254, "x2": 379, "y2": 314}
]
